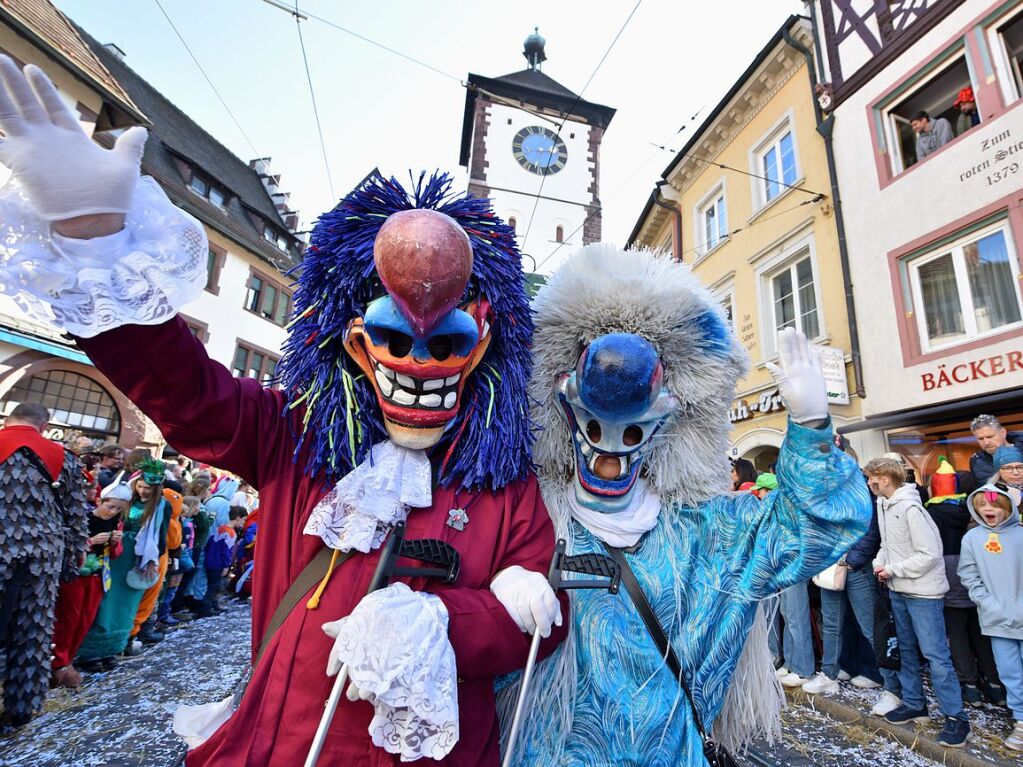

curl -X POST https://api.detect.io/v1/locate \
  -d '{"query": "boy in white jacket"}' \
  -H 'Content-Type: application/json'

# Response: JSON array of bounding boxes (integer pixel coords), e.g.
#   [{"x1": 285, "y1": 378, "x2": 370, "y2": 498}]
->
[
  {"x1": 866, "y1": 457, "x2": 969, "y2": 747},
  {"x1": 958, "y1": 484, "x2": 1023, "y2": 751}
]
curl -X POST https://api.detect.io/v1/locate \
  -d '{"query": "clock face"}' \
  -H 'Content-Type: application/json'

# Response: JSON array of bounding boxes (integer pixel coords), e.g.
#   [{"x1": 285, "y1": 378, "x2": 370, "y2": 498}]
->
[{"x1": 512, "y1": 126, "x2": 568, "y2": 175}]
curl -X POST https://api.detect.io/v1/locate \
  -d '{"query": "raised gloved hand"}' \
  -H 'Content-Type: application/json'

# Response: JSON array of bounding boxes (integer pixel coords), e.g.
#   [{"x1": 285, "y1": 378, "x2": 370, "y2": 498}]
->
[
  {"x1": 490, "y1": 565, "x2": 562, "y2": 637},
  {"x1": 765, "y1": 327, "x2": 829, "y2": 426},
  {"x1": 0, "y1": 56, "x2": 147, "y2": 220}
]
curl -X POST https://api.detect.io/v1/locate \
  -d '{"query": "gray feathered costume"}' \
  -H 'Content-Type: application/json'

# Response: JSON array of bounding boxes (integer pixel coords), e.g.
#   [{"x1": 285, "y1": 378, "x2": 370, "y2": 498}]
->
[
  {"x1": 505, "y1": 245, "x2": 871, "y2": 766},
  {"x1": 0, "y1": 442, "x2": 88, "y2": 726}
]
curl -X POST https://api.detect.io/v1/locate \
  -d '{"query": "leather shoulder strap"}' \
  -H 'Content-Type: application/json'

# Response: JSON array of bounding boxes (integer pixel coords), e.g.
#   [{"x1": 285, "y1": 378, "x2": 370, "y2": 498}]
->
[
  {"x1": 254, "y1": 545, "x2": 354, "y2": 667},
  {"x1": 602, "y1": 542, "x2": 709, "y2": 740}
]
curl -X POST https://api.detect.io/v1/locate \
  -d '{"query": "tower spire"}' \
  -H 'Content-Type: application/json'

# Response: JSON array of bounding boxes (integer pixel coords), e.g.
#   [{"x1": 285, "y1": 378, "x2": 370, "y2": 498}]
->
[{"x1": 523, "y1": 27, "x2": 547, "y2": 71}]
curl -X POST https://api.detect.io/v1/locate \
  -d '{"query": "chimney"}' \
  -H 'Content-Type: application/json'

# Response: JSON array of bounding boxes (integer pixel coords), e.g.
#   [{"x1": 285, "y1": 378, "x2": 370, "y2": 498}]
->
[
  {"x1": 104, "y1": 43, "x2": 126, "y2": 61},
  {"x1": 250, "y1": 157, "x2": 301, "y2": 235}
]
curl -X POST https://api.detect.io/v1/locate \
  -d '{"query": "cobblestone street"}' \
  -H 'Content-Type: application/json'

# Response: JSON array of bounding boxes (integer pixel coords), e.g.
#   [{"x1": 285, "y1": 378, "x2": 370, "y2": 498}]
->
[{"x1": 0, "y1": 603, "x2": 250, "y2": 767}]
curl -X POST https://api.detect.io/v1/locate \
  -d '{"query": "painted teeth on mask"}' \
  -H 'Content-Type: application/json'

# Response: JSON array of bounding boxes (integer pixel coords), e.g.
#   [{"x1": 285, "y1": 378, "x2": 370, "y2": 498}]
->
[
  {"x1": 372, "y1": 361, "x2": 461, "y2": 410},
  {"x1": 375, "y1": 370, "x2": 394, "y2": 397}
]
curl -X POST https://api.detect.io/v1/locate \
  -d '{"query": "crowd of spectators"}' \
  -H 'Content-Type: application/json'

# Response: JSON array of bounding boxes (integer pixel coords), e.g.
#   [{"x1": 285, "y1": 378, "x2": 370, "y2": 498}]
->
[
  {"x1": 738, "y1": 413, "x2": 1023, "y2": 752},
  {"x1": 0, "y1": 405, "x2": 258, "y2": 729}
]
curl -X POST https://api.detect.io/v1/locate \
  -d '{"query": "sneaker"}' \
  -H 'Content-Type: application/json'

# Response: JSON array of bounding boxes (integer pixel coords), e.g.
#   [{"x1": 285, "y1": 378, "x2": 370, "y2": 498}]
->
[
  {"x1": 837, "y1": 670, "x2": 852, "y2": 682},
  {"x1": 160, "y1": 615, "x2": 181, "y2": 627},
  {"x1": 1005, "y1": 721, "x2": 1023, "y2": 751},
  {"x1": 983, "y1": 682, "x2": 1007, "y2": 707},
  {"x1": 802, "y1": 673, "x2": 840, "y2": 695},
  {"x1": 138, "y1": 631, "x2": 165, "y2": 645},
  {"x1": 871, "y1": 691, "x2": 902, "y2": 717},
  {"x1": 100, "y1": 656, "x2": 119, "y2": 670},
  {"x1": 961, "y1": 683, "x2": 983, "y2": 708},
  {"x1": 774, "y1": 665, "x2": 790, "y2": 679},
  {"x1": 780, "y1": 672, "x2": 812, "y2": 688},
  {"x1": 937, "y1": 716, "x2": 970, "y2": 748},
  {"x1": 884, "y1": 704, "x2": 930, "y2": 724},
  {"x1": 850, "y1": 675, "x2": 881, "y2": 689}
]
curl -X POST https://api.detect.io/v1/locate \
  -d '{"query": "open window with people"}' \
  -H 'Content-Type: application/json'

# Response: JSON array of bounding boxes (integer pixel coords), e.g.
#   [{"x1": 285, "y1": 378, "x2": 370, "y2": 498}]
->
[{"x1": 882, "y1": 50, "x2": 979, "y2": 174}]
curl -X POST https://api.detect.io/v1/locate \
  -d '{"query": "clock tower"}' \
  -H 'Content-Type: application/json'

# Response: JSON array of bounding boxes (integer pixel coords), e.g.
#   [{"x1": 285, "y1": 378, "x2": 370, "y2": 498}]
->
[{"x1": 460, "y1": 29, "x2": 615, "y2": 275}]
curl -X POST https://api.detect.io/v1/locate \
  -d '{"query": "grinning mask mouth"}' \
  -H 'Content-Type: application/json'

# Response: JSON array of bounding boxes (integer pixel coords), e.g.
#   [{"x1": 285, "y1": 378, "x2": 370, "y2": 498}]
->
[
  {"x1": 557, "y1": 332, "x2": 676, "y2": 512},
  {"x1": 343, "y1": 208, "x2": 492, "y2": 450}
]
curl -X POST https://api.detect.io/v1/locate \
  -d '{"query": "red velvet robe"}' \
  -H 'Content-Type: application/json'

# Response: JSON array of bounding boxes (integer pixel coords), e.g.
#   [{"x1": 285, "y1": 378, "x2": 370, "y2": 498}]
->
[{"x1": 76, "y1": 317, "x2": 566, "y2": 766}]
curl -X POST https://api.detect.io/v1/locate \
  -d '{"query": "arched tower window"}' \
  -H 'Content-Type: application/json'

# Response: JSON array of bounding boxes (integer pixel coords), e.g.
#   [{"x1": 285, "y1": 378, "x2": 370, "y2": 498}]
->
[
  {"x1": 3, "y1": 370, "x2": 121, "y2": 436},
  {"x1": 555, "y1": 225, "x2": 564, "y2": 243},
  {"x1": 508, "y1": 216, "x2": 517, "y2": 233}
]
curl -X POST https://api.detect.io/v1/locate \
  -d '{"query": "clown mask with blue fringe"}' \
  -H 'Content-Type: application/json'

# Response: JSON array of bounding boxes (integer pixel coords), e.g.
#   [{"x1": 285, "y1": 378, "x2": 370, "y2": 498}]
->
[{"x1": 280, "y1": 171, "x2": 534, "y2": 491}]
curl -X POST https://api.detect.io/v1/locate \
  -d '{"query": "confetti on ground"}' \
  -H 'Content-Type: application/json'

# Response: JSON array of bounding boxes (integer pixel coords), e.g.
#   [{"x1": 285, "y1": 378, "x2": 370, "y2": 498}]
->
[{"x1": 0, "y1": 601, "x2": 250, "y2": 767}]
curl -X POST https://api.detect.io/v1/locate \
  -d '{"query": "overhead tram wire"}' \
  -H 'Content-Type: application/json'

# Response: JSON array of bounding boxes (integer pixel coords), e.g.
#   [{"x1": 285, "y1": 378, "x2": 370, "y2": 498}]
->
[
  {"x1": 649, "y1": 142, "x2": 827, "y2": 199},
  {"x1": 521, "y1": 0, "x2": 644, "y2": 246},
  {"x1": 153, "y1": 0, "x2": 292, "y2": 273},
  {"x1": 153, "y1": 0, "x2": 261, "y2": 160},
  {"x1": 261, "y1": 0, "x2": 465, "y2": 85},
  {"x1": 292, "y1": 1, "x2": 336, "y2": 201},
  {"x1": 531, "y1": 109, "x2": 705, "y2": 273}
]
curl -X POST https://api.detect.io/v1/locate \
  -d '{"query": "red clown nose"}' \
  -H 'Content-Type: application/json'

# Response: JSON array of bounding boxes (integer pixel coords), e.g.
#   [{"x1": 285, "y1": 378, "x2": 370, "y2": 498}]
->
[{"x1": 373, "y1": 209, "x2": 474, "y2": 338}]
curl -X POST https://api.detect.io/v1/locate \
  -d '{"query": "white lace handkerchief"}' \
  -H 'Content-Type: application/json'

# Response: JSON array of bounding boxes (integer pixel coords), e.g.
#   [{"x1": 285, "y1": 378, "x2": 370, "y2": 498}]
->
[
  {"x1": 330, "y1": 583, "x2": 459, "y2": 762},
  {"x1": 303, "y1": 440, "x2": 432, "y2": 552}
]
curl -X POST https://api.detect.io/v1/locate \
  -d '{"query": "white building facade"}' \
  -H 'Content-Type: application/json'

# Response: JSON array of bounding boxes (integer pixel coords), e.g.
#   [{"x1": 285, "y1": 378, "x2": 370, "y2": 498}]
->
[{"x1": 811, "y1": 0, "x2": 1023, "y2": 477}]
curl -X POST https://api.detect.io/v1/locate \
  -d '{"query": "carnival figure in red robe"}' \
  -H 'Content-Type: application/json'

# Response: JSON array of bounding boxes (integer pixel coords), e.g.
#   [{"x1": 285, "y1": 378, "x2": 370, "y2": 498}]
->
[{"x1": 0, "y1": 58, "x2": 566, "y2": 765}]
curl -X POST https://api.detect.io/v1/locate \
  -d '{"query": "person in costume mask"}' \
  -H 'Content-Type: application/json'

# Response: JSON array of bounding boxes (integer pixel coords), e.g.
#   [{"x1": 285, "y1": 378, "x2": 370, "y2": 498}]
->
[
  {"x1": 0, "y1": 59, "x2": 564, "y2": 765},
  {"x1": 503, "y1": 245, "x2": 872, "y2": 766},
  {"x1": 0, "y1": 402, "x2": 89, "y2": 727}
]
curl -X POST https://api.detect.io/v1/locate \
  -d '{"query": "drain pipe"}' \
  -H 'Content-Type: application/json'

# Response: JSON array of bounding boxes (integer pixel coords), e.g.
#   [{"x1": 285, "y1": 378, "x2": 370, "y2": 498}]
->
[
  {"x1": 653, "y1": 181, "x2": 683, "y2": 262},
  {"x1": 783, "y1": 19, "x2": 867, "y2": 399}
]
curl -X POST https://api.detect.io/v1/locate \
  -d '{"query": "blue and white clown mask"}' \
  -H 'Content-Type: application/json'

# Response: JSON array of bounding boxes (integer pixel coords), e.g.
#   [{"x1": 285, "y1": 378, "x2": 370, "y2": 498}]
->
[{"x1": 556, "y1": 332, "x2": 677, "y2": 512}]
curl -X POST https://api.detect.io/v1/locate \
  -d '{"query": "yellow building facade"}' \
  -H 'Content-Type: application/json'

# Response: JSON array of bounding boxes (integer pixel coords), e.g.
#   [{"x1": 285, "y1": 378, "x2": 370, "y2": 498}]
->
[{"x1": 629, "y1": 17, "x2": 863, "y2": 470}]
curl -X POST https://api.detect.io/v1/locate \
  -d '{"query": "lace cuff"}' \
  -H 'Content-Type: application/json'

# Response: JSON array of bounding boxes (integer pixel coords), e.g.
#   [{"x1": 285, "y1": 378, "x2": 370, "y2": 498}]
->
[
  {"x1": 331, "y1": 582, "x2": 459, "y2": 762},
  {"x1": 0, "y1": 175, "x2": 207, "y2": 338}
]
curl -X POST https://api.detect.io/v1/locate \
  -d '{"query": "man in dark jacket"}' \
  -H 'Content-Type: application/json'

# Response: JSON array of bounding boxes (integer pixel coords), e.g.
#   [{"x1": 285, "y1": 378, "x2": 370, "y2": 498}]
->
[
  {"x1": 0, "y1": 403, "x2": 88, "y2": 728},
  {"x1": 969, "y1": 414, "x2": 1021, "y2": 486}
]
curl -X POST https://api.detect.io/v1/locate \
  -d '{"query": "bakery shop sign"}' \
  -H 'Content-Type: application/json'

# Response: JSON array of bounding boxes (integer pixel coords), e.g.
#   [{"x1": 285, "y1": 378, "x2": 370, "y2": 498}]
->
[
  {"x1": 920, "y1": 349, "x2": 1023, "y2": 391},
  {"x1": 730, "y1": 388, "x2": 785, "y2": 423}
]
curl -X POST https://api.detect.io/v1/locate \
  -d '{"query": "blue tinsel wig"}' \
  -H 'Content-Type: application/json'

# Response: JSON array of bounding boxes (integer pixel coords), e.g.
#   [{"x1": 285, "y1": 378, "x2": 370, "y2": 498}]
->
[{"x1": 279, "y1": 171, "x2": 534, "y2": 491}]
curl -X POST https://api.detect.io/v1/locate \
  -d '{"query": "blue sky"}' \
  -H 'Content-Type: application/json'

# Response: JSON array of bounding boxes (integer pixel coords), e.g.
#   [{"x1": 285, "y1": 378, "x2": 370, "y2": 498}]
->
[{"x1": 56, "y1": 0, "x2": 803, "y2": 243}]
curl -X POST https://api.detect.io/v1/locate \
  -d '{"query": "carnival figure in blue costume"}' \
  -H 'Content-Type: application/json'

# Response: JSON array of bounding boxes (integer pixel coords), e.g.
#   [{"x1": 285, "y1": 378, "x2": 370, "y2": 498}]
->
[{"x1": 504, "y1": 245, "x2": 872, "y2": 766}]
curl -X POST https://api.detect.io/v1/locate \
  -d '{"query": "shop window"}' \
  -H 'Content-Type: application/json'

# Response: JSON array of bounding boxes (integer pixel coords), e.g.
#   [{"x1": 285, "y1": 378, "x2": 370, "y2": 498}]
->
[
  {"x1": 767, "y1": 253, "x2": 820, "y2": 352},
  {"x1": 882, "y1": 51, "x2": 977, "y2": 174},
  {"x1": 887, "y1": 413, "x2": 1023, "y2": 484},
  {"x1": 907, "y1": 222, "x2": 1023, "y2": 352},
  {"x1": 232, "y1": 342, "x2": 281, "y2": 386},
  {"x1": 3, "y1": 370, "x2": 121, "y2": 436},
  {"x1": 752, "y1": 120, "x2": 798, "y2": 209},
  {"x1": 697, "y1": 187, "x2": 728, "y2": 256},
  {"x1": 994, "y1": 7, "x2": 1023, "y2": 101}
]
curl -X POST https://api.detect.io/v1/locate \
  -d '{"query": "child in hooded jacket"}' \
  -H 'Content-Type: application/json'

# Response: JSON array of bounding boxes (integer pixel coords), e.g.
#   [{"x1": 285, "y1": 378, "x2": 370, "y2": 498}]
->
[{"x1": 958, "y1": 484, "x2": 1023, "y2": 751}]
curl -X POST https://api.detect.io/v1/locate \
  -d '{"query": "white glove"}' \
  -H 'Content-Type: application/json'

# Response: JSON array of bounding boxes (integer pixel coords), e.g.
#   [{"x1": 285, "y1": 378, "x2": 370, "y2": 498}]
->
[
  {"x1": 0, "y1": 56, "x2": 146, "y2": 220},
  {"x1": 765, "y1": 327, "x2": 829, "y2": 425},
  {"x1": 320, "y1": 618, "x2": 380, "y2": 705},
  {"x1": 490, "y1": 565, "x2": 562, "y2": 638}
]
